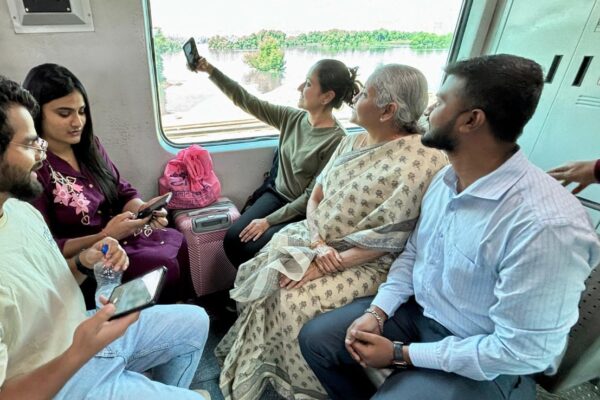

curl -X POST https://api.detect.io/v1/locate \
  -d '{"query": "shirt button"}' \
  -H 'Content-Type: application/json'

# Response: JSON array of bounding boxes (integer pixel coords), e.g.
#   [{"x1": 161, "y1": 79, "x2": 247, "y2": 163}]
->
[
  {"x1": 97, "y1": 210, "x2": 102, "y2": 214},
  {"x1": 123, "y1": 241, "x2": 128, "y2": 245},
  {"x1": 88, "y1": 184, "x2": 94, "y2": 188},
  {"x1": 160, "y1": 241, "x2": 165, "y2": 245}
]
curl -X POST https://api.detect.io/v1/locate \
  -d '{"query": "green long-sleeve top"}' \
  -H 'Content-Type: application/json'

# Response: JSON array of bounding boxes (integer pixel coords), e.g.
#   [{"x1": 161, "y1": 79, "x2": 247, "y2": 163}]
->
[{"x1": 209, "y1": 68, "x2": 346, "y2": 225}]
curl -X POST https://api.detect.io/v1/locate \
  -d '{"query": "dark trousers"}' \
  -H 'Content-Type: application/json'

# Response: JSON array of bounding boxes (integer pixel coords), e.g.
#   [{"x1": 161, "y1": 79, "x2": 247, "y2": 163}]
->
[
  {"x1": 299, "y1": 296, "x2": 536, "y2": 400},
  {"x1": 223, "y1": 190, "x2": 302, "y2": 268},
  {"x1": 166, "y1": 235, "x2": 196, "y2": 303}
]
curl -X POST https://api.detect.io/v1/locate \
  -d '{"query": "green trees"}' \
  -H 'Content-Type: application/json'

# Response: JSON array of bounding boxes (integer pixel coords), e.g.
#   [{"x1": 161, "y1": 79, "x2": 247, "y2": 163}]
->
[
  {"x1": 207, "y1": 29, "x2": 452, "y2": 52},
  {"x1": 208, "y1": 30, "x2": 286, "y2": 50},
  {"x1": 244, "y1": 37, "x2": 286, "y2": 72},
  {"x1": 153, "y1": 28, "x2": 183, "y2": 84},
  {"x1": 409, "y1": 32, "x2": 453, "y2": 49},
  {"x1": 207, "y1": 35, "x2": 232, "y2": 50}
]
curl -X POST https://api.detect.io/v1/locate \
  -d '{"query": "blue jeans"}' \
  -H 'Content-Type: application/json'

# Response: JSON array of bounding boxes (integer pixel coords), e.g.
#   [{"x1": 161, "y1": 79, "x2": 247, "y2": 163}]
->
[
  {"x1": 55, "y1": 304, "x2": 209, "y2": 399},
  {"x1": 299, "y1": 296, "x2": 536, "y2": 400}
]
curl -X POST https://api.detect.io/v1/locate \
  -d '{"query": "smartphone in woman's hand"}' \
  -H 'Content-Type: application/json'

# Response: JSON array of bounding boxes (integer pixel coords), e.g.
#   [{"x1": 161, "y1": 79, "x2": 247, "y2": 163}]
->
[
  {"x1": 137, "y1": 192, "x2": 172, "y2": 219},
  {"x1": 183, "y1": 37, "x2": 200, "y2": 69}
]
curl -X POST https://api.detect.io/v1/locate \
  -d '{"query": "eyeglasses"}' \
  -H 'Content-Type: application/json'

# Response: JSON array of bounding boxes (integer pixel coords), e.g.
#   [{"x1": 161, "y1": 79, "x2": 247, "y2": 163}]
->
[{"x1": 12, "y1": 137, "x2": 48, "y2": 158}]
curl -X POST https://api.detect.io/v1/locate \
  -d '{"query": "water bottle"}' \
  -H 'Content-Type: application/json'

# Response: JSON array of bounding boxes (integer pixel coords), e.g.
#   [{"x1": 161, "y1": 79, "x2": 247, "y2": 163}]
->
[{"x1": 94, "y1": 244, "x2": 123, "y2": 308}]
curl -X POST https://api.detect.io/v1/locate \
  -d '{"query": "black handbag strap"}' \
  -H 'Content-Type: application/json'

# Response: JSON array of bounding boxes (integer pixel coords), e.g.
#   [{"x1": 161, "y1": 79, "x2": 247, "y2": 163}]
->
[{"x1": 241, "y1": 148, "x2": 280, "y2": 213}]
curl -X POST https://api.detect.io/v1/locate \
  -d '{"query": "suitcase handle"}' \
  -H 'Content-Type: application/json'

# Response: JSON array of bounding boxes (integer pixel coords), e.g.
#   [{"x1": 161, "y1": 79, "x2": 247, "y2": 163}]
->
[
  {"x1": 187, "y1": 207, "x2": 230, "y2": 217},
  {"x1": 191, "y1": 214, "x2": 232, "y2": 233}
]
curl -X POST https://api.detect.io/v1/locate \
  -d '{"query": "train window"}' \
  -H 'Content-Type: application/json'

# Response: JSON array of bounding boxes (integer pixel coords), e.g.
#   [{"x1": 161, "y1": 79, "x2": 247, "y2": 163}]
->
[{"x1": 146, "y1": 0, "x2": 465, "y2": 145}]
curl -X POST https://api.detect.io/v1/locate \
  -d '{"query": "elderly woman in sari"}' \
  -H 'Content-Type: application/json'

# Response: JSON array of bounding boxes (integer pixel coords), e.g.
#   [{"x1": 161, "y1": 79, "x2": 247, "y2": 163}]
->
[{"x1": 215, "y1": 64, "x2": 447, "y2": 400}]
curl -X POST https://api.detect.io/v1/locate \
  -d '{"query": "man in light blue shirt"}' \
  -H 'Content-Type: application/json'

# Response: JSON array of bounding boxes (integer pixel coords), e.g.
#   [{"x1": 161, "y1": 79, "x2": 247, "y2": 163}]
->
[{"x1": 299, "y1": 54, "x2": 600, "y2": 400}]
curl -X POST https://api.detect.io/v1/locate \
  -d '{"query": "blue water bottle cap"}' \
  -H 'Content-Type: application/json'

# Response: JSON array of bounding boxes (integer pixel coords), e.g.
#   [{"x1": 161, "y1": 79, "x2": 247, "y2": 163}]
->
[{"x1": 101, "y1": 244, "x2": 109, "y2": 255}]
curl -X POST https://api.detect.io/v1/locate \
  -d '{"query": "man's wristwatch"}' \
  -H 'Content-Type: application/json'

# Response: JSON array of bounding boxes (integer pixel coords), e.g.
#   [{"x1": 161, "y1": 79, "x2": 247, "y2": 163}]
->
[
  {"x1": 75, "y1": 251, "x2": 95, "y2": 277},
  {"x1": 392, "y1": 341, "x2": 409, "y2": 368}
]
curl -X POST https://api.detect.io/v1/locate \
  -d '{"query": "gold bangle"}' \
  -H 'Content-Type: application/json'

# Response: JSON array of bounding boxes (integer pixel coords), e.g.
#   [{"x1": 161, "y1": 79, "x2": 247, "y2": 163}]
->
[{"x1": 365, "y1": 307, "x2": 385, "y2": 334}]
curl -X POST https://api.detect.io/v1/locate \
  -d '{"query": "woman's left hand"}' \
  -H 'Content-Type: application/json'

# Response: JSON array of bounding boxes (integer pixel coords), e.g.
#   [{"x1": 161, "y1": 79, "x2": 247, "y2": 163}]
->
[
  {"x1": 239, "y1": 218, "x2": 270, "y2": 243},
  {"x1": 279, "y1": 262, "x2": 324, "y2": 290},
  {"x1": 149, "y1": 208, "x2": 168, "y2": 229},
  {"x1": 138, "y1": 197, "x2": 169, "y2": 229},
  {"x1": 314, "y1": 244, "x2": 343, "y2": 274}
]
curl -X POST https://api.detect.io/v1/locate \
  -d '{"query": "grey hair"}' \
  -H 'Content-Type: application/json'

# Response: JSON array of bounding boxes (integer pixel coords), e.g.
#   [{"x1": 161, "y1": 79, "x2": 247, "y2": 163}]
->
[{"x1": 367, "y1": 64, "x2": 428, "y2": 133}]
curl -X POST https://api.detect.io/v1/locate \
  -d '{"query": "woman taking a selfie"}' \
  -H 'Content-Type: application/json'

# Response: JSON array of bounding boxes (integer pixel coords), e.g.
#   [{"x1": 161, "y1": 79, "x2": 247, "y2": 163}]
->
[
  {"x1": 190, "y1": 55, "x2": 360, "y2": 268},
  {"x1": 23, "y1": 63, "x2": 193, "y2": 304}
]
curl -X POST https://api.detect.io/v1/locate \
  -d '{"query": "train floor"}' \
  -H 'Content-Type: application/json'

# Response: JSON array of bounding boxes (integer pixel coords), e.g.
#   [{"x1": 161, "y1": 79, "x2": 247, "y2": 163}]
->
[{"x1": 190, "y1": 290, "x2": 285, "y2": 400}]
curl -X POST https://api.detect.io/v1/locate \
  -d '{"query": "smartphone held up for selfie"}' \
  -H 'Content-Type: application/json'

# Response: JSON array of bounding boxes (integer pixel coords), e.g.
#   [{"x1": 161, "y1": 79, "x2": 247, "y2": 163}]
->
[
  {"x1": 108, "y1": 266, "x2": 167, "y2": 320},
  {"x1": 136, "y1": 192, "x2": 172, "y2": 219},
  {"x1": 183, "y1": 37, "x2": 200, "y2": 69}
]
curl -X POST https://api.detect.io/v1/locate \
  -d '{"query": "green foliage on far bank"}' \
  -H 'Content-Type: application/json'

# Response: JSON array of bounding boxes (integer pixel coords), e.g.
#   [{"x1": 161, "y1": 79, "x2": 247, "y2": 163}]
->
[
  {"x1": 207, "y1": 29, "x2": 452, "y2": 51},
  {"x1": 153, "y1": 28, "x2": 183, "y2": 84},
  {"x1": 243, "y1": 37, "x2": 286, "y2": 72},
  {"x1": 209, "y1": 30, "x2": 287, "y2": 50},
  {"x1": 409, "y1": 32, "x2": 453, "y2": 49}
]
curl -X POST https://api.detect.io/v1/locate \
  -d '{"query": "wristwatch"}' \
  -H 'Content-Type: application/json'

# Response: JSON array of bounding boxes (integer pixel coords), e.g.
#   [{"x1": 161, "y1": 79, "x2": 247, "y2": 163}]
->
[
  {"x1": 75, "y1": 252, "x2": 95, "y2": 277},
  {"x1": 392, "y1": 341, "x2": 409, "y2": 368}
]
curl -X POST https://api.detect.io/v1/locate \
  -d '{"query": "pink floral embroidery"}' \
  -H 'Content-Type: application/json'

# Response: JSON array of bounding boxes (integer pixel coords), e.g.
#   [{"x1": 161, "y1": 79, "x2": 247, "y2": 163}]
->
[
  {"x1": 70, "y1": 192, "x2": 90, "y2": 215},
  {"x1": 49, "y1": 167, "x2": 91, "y2": 225},
  {"x1": 52, "y1": 182, "x2": 71, "y2": 206}
]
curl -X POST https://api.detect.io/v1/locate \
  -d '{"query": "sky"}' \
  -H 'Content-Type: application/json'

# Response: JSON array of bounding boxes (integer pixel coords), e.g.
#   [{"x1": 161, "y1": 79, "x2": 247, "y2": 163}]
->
[{"x1": 149, "y1": 0, "x2": 463, "y2": 38}]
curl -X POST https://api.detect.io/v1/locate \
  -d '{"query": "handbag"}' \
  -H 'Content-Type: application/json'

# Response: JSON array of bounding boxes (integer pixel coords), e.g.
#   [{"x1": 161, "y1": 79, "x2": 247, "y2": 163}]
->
[
  {"x1": 158, "y1": 145, "x2": 221, "y2": 209},
  {"x1": 241, "y1": 148, "x2": 279, "y2": 213}
]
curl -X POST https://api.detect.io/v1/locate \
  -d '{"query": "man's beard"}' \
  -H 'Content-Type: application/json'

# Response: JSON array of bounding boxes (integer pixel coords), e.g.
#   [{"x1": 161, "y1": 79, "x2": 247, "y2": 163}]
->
[
  {"x1": 421, "y1": 116, "x2": 459, "y2": 152},
  {"x1": 0, "y1": 162, "x2": 43, "y2": 201}
]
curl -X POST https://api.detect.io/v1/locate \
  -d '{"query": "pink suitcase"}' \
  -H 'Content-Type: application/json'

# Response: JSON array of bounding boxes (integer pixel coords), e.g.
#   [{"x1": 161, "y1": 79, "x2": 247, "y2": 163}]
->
[{"x1": 173, "y1": 197, "x2": 240, "y2": 297}]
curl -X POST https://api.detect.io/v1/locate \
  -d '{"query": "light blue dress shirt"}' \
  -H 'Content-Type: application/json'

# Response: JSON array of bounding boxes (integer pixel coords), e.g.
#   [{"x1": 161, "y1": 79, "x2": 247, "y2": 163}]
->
[{"x1": 372, "y1": 150, "x2": 600, "y2": 381}]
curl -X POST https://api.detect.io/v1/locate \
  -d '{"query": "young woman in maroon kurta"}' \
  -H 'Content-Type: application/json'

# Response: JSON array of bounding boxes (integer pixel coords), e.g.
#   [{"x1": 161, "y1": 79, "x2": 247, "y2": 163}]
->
[{"x1": 23, "y1": 63, "x2": 192, "y2": 304}]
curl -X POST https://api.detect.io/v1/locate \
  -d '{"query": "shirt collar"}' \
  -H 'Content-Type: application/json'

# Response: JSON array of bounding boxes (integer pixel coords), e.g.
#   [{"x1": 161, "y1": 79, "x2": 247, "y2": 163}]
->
[
  {"x1": 46, "y1": 150, "x2": 86, "y2": 179},
  {"x1": 442, "y1": 149, "x2": 528, "y2": 200},
  {"x1": 303, "y1": 114, "x2": 343, "y2": 136}
]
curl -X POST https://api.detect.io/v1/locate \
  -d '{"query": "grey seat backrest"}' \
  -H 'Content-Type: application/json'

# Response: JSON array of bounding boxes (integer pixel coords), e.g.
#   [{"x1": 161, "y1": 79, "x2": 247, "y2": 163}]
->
[{"x1": 537, "y1": 263, "x2": 600, "y2": 393}]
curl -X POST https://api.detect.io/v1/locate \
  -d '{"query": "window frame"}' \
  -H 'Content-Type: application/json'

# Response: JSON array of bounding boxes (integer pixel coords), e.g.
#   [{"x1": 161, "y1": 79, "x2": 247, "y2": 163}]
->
[{"x1": 143, "y1": 0, "x2": 478, "y2": 152}]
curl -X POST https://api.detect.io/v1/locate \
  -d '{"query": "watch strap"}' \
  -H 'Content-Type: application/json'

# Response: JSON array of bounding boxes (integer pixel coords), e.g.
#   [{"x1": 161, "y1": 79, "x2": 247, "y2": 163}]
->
[{"x1": 392, "y1": 341, "x2": 408, "y2": 368}]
